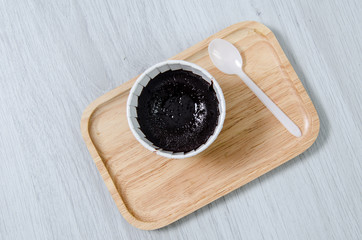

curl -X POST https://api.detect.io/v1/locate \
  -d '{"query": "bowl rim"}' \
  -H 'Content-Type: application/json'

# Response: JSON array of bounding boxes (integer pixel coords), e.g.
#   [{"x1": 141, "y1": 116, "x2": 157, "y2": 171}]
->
[{"x1": 127, "y1": 60, "x2": 226, "y2": 159}]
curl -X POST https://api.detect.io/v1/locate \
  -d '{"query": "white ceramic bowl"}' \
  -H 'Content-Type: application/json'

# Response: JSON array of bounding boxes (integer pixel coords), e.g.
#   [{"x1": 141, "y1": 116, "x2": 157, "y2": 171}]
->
[{"x1": 127, "y1": 60, "x2": 225, "y2": 159}]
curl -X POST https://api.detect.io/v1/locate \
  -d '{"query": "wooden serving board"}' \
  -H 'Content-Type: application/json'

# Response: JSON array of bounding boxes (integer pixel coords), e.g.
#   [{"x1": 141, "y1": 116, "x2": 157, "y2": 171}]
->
[{"x1": 81, "y1": 21, "x2": 319, "y2": 230}]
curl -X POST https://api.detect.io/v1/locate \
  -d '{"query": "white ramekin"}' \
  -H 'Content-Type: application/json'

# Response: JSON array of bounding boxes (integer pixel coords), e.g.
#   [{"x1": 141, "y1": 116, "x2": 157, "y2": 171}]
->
[{"x1": 127, "y1": 60, "x2": 225, "y2": 159}]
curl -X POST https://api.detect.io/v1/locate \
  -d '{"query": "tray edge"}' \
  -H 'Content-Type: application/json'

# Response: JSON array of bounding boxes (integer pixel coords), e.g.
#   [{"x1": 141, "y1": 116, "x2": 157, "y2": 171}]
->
[{"x1": 80, "y1": 21, "x2": 320, "y2": 230}]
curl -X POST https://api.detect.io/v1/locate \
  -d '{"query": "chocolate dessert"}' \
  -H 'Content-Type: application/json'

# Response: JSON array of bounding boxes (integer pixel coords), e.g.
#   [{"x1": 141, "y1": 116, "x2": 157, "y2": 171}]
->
[{"x1": 137, "y1": 70, "x2": 219, "y2": 152}]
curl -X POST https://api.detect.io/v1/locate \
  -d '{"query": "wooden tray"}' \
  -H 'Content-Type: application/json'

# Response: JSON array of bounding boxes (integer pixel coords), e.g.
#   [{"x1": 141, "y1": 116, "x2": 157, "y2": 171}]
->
[{"x1": 81, "y1": 21, "x2": 319, "y2": 230}]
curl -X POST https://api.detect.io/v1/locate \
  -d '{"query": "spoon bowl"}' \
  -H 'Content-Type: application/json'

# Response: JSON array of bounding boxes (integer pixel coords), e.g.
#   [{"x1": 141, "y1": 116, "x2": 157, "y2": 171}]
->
[{"x1": 208, "y1": 39, "x2": 243, "y2": 75}]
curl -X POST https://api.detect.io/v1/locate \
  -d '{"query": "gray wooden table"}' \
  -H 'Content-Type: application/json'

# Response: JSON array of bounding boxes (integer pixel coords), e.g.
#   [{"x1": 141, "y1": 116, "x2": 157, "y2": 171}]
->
[{"x1": 1, "y1": 0, "x2": 361, "y2": 239}]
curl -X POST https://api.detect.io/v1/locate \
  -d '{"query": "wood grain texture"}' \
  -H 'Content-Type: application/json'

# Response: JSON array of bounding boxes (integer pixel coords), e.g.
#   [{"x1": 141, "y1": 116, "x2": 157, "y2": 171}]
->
[
  {"x1": 81, "y1": 21, "x2": 319, "y2": 230},
  {"x1": 0, "y1": 0, "x2": 361, "y2": 239}
]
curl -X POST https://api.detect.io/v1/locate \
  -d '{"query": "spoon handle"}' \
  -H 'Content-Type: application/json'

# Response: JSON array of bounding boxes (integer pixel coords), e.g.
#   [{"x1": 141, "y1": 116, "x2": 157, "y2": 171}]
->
[{"x1": 237, "y1": 71, "x2": 302, "y2": 137}]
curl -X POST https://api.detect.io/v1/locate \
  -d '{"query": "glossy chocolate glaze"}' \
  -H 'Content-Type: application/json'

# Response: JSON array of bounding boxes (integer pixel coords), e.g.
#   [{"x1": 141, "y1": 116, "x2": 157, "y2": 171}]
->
[{"x1": 137, "y1": 70, "x2": 219, "y2": 152}]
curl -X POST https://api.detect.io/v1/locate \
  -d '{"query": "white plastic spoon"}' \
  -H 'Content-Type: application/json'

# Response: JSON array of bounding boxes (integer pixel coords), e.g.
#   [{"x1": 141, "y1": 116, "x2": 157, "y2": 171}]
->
[{"x1": 208, "y1": 39, "x2": 301, "y2": 137}]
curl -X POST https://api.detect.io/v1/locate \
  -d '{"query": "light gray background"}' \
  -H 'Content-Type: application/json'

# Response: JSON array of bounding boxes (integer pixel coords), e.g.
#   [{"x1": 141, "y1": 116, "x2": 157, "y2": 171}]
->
[{"x1": 0, "y1": 0, "x2": 361, "y2": 239}]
